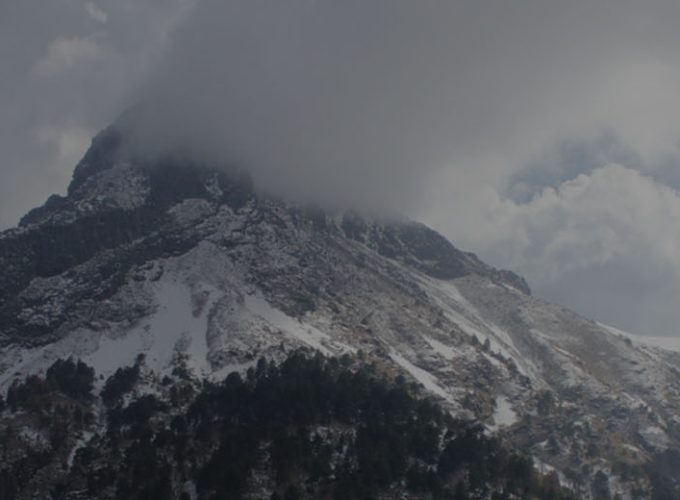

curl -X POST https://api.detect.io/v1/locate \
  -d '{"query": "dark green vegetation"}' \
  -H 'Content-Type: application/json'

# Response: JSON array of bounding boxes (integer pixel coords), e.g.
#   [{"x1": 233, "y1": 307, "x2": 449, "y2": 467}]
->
[
  {"x1": 0, "y1": 351, "x2": 578, "y2": 500},
  {"x1": 185, "y1": 352, "x2": 571, "y2": 499},
  {"x1": 2, "y1": 352, "x2": 678, "y2": 500}
]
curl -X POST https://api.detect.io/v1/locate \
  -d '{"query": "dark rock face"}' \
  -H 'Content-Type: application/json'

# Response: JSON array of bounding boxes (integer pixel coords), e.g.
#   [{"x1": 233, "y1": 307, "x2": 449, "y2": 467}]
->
[
  {"x1": 0, "y1": 208, "x2": 159, "y2": 343},
  {"x1": 341, "y1": 213, "x2": 530, "y2": 294},
  {"x1": 19, "y1": 194, "x2": 69, "y2": 227},
  {"x1": 69, "y1": 126, "x2": 125, "y2": 195},
  {"x1": 0, "y1": 127, "x2": 256, "y2": 345}
]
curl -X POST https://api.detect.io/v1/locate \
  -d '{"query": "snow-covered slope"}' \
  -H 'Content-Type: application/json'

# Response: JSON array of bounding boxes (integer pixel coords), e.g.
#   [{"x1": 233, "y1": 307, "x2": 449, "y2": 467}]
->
[{"x1": 1, "y1": 126, "x2": 680, "y2": 498}]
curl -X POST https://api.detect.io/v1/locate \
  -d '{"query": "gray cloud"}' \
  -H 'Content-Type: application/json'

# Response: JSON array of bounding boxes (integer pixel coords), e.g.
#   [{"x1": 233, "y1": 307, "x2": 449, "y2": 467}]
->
[
  {"x1": 0, "y1": 0, "x2": 193, "y2": 228},
  {"x1": 126, "y1": 1, "x2": 680, "y2": 209},
  {"x1": 5, "y1": 1, "x2": 680, "y2": 335},
  {"x1": 437, "y1": 165, "x2": 680, "y2": 336},
  {"x1": 85, "y1": 2, "x2": 108, "y2": 25}
]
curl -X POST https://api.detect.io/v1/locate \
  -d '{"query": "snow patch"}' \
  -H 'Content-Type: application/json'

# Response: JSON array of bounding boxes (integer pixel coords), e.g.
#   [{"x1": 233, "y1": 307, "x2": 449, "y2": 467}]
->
[
  {"x1": 415, "y1": 275, "x2": 534, "y2": 379},
  {"x1": 423, "y1": 336, "x2": 458, "y2": 360},
  {"x1": 388, "y1": 350, "x2": 455, "y2": 404},
  {"x1": 639, "y1": 425, "x2": 669, "y2": 451},
  {"x1": 598, "y1": 322, "x2": 680, "y2": 353},
  {"x1": 86, "y1": 279, "x2": 217, "y2": 377},
  {"x1": 490, "y1": 395, "x2": 518, "y2": 429},
  {"x1": 244, "y1": 293, "x2": 334, "y2": 355},
  {"x1": 184, "y1": 481, "x2": 198, "y2": 500},
  {"x1": 67, "y1": 431, "x2": 95, "y2": 467}
]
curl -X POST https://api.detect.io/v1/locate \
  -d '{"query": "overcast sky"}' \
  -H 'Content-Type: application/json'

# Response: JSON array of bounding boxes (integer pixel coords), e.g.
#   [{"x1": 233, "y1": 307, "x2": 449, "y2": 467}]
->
[{"x1": 4, "y1": 1, "x2": 680, "y2": 336}]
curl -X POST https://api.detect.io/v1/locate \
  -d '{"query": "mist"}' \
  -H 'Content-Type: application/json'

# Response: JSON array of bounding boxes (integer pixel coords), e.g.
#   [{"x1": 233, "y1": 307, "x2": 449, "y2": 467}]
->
[
  {"x1": 6, "y1": 0, "x2": 680, "y2": 335},
  {"x1": 124, "y1": 0, "x2": 614, "y2": 212},
  {"x1": 126, "y1": 1, "x2": 680, "y2": 213}
]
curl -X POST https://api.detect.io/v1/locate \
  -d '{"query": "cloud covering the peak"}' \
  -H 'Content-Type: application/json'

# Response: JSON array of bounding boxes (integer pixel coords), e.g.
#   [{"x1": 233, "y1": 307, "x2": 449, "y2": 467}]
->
[
  {"x1": 5, "y1": 1, "x2": 680, "y2": 334},
  {"x1": 125, "y1": 0, "x2": 680, "y2": 212}
]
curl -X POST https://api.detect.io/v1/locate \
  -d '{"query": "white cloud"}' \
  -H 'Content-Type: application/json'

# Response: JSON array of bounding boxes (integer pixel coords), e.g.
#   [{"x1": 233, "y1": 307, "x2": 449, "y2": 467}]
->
[
  {"x1": 432, "y1": 165, "x2": 680, "y2": 335},
  {"x1": 35, "y1": 125, "x2": 92, "y2": 167},
  {"x1": 33, "y1": 36, "x2": 103, "y2": 78},
  {"x1": 85, "y1": 2, "x2": 107, "y2": 24}
]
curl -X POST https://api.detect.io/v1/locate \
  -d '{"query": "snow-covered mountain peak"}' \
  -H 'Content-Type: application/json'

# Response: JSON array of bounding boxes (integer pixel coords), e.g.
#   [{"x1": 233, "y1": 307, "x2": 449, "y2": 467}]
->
[{"x1": 1, "y1": 127, "x2": 680, "y2": 497}]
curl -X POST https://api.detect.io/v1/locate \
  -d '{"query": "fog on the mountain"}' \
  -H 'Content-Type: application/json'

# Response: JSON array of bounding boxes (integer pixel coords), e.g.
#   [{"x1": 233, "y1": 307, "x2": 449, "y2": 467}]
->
[
  {"x1": 128, "y1": 1, "x2": 680, "y2": 211},
  {"x1": 6, "y1": 0, "x2": 680, "y2": 335},
  {"x1": 120, "y1": 0, "x2": 680, "y2": 336}
]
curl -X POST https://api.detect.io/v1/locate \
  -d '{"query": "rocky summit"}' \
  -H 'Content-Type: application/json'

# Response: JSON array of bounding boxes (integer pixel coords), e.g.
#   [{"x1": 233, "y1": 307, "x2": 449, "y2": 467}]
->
[{"x1": 1, "y1": 127, "x2": 680, "y2": 499}]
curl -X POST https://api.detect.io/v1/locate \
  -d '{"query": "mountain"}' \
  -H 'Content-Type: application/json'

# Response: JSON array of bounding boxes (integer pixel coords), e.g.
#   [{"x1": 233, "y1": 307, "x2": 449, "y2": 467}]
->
[
  {"x1": 1, "y1": 352, "x2": 578, "y2": 500},
  {"x1": 1, "y1": 126, "x2": 680, "y2": 499}
]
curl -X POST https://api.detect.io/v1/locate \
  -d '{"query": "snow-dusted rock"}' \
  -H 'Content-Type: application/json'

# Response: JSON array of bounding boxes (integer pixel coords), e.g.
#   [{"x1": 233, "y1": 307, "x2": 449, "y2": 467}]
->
[{"x1": 1, "y1": 125, "x2": 679, "y2": 497}]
